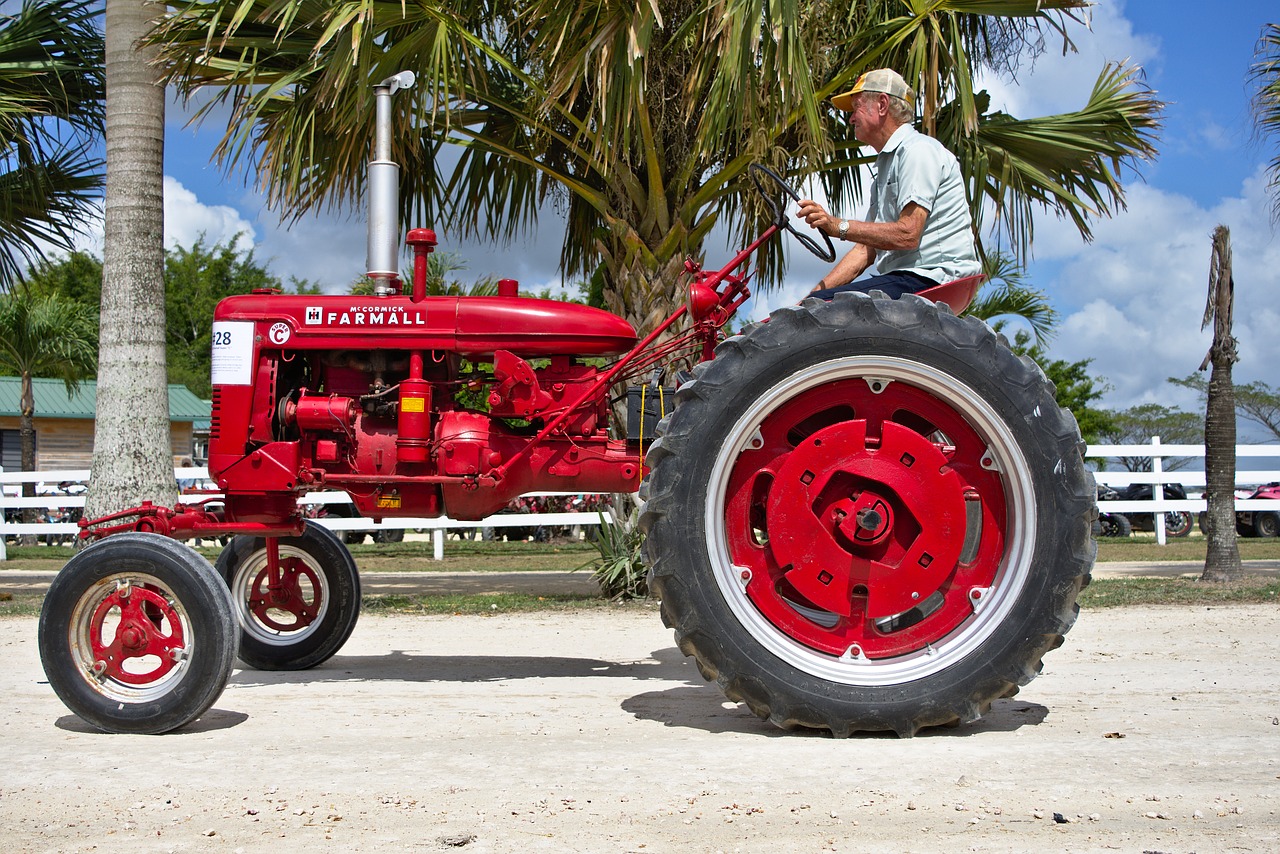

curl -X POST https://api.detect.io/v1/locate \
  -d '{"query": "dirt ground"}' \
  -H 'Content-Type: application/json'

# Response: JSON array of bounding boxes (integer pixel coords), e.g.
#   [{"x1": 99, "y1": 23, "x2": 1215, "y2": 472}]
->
[{"x1": 2, "y1": 603, "x2": 1278, "y2": 853}]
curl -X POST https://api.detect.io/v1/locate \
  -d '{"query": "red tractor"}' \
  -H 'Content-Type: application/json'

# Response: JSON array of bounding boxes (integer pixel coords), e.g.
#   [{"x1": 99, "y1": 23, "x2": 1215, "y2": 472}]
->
[{"x1": 38, "y1": 74, "x2": 1095, "y2": 737}]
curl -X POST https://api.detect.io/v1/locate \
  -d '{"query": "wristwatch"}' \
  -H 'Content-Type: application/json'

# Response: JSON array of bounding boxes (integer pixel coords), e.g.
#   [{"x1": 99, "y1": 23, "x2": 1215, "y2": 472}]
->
[{"x1": 837, "y1": 220, "x2": 850, "y2": 239}]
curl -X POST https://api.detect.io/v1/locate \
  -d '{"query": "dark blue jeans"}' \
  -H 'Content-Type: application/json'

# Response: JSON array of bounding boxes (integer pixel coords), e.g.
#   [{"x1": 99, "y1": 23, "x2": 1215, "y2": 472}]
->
[{"x1": 809, "y1": 270, "x2": 937, "y2": 301}]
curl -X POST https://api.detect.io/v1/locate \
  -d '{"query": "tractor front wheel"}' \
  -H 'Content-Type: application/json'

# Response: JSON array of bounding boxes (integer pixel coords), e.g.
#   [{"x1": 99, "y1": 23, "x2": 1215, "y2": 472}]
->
[
  {"x1": 217, "y1": 522, "x2": 360, "y2": 670},
  {"x1": 641, "y1": 292, "x2": 1095, "y2": 737},
  {"x1": 38, "y1": 533, "x2": 238, "y2": 734}
]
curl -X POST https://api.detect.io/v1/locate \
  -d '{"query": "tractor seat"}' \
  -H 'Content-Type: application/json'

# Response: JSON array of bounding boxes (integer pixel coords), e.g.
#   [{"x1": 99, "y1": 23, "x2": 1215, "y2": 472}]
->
[{"x1": 915, "y1": 274, "x2": 985, "y2": 314}]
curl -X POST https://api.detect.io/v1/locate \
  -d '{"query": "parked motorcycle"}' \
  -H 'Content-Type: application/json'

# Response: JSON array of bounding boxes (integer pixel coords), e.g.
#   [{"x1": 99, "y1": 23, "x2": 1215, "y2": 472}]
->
[
  {"x1": 1101, "y1": 482, "x2": 1192, "y2": 538},
  {"x1": 1093, "y1": 485, "x2": 1132, "y2": 537},
  {"x1": 1198, "y1": 482, "x2": 1280, "y2": 537}
]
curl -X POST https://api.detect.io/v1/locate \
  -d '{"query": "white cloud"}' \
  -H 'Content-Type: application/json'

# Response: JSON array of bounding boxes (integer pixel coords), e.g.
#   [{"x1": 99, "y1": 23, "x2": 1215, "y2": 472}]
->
[
  {"x1": 1044, "y1": 166, "x2": 1278, "y2": 411},
  {"x1": 163, "y1": 177, "x2": 256, "y2": 251}
]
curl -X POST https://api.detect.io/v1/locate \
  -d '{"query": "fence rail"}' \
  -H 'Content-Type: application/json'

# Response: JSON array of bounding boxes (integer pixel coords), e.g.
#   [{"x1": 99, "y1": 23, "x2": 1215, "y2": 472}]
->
[
  {"x1": 0, "y1": 467, "x2": 610, "y2": 562},
  {"x1": 3, "y1": 437, "x2": 1277, "y2": 558}
]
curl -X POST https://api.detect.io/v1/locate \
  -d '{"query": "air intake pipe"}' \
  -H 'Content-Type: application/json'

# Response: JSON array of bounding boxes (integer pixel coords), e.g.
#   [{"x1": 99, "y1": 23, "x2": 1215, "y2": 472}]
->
[{"x1": 366, "y1": 71, "x2": 416, "y2": 295}]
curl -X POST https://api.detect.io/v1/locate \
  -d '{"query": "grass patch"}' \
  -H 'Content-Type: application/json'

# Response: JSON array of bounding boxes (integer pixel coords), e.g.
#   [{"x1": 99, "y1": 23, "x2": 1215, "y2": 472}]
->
[
  {"x1": 5, "y1": 579, "x2": 1276, "y2": 621},
  {"x1": 1080, "y1": 574, "x2": 1280, "y2": 608},
  {"x1": 1095, "y1": 535, "x2": 1280, "y2": 562},
  {"x1": 361, "y1": 592, "x2": 656, "y2": 615},
  {"x1": 0, "y1": 594, "x2": 42, "y2": 618}
]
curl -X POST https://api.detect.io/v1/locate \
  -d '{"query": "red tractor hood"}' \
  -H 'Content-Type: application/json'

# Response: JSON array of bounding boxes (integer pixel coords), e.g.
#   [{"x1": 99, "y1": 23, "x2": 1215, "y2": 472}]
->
[{"x1": 213, "y1": 293, "x2": 638, "y2": 357}]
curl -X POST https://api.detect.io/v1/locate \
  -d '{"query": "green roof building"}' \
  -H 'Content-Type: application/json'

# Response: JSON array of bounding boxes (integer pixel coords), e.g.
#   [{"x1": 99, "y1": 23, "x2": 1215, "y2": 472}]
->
[{"x1": 0, "y1": 377, "x2": 210, "y2": 472}]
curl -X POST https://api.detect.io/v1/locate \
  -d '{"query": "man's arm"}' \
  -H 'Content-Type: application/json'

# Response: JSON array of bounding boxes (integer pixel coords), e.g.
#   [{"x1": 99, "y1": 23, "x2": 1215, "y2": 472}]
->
[
  {"x1": 812, "y1": 243, "x2": 875, "y2": 292},
  {"x1": 796, "y1": 200, "x2": 928, "y2": 251}
]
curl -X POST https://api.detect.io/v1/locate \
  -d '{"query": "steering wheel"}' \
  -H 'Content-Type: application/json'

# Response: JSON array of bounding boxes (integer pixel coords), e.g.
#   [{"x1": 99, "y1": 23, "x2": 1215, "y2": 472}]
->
[{"x1": 748, "y1": 164, "x2": 837, "y2": 263}]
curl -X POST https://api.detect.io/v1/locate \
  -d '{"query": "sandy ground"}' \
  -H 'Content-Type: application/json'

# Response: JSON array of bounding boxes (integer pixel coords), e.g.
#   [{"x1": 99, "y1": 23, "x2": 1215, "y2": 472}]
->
[{"x1": 2, "y1": 604, "x2": 1278, "y2": 853}]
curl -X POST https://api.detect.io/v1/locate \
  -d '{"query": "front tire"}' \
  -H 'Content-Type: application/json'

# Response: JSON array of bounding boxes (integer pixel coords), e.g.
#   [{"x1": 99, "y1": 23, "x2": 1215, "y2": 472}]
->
[
  {"x1": 1165, "y1": 511, "x2": 1193, "y2": 538},
  {"x1": 38, "y1": 533, "x2": 239, "y2": 734},
  {"x1": 1253, "y1": 511, "x2": 1279, "y2": 538},
  {"x1": 641, "y1": 292, "x2": 1095, "y2": 737},
  {"x1": 1097, "y1": 513, "x2": 1132, "y2": 538},
  {"x1": 216, "y1": 522, "x2": 360, "y2": 670}
]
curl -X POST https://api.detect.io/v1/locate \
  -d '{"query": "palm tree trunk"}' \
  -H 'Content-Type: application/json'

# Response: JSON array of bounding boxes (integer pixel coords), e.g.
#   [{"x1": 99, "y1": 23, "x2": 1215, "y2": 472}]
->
[
  {"x1": 19, "y1": 372, "x2": 36, "y2": 546},
  {"x1": 85, "y1": 0, "x2": 177, "y2": 520},
  {"x1": 1200, "y1": 226, "x2": 1242, "y2": 582}
]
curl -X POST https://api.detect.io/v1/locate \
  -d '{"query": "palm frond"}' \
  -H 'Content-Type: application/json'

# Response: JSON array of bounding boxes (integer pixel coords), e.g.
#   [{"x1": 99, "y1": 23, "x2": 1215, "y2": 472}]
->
[
  {"x1": 1250, "y1": 23, "x2": 1280, "y2": 218},
  {"x1": 942, "y1": 62, "x2": 1161, "y2": 259}
]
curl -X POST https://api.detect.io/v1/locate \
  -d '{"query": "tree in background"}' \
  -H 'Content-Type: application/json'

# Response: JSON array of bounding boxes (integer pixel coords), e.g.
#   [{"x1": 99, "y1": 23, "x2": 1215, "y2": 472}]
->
[
  {"x1": 1198, "y1": 226, "x2": 1242, "y2": 582},
  {"x1": 350, "y1": 250, "x2": 499, "y2": 297},
  {"x1": 24, "y1": 239, "x2": 322, "y2": 398},
  {"x1": 967, "y1": 252, "x2": 1057, "y2": 346},
  {"x1": 151, "y1": 0, "x2": 1161, "y2": 336},
  {"x1": 0, "y1": 0, "x2": 103, "y2": 290},
  {"x1": 1251, "y1": 22, "x2": 1280, "y2": 215},
  {"x1": 164, "y1": 237, "x2": 320, "y2": 397},
  {"x1": 1096, "y1": 403, "x2": 1202, "y2": 473},
  {"x1": 1171, "y1": 373, "x2": 1280, "y2": 441},
  {"x1": 0, "y1": 292, "x2": 97, "y2": 540}
]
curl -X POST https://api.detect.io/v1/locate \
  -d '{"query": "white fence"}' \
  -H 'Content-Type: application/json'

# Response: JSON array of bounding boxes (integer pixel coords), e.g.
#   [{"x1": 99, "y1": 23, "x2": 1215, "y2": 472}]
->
[
  {"x1": 1090, "y1": 438, "x2": 1280, "y2": 545},
  {"x1": 3, "y1": 438, "x2": 1277, "y2": 559},
  {"x1": 0, "y1": 466, "x2": 611, "y2": 562}
]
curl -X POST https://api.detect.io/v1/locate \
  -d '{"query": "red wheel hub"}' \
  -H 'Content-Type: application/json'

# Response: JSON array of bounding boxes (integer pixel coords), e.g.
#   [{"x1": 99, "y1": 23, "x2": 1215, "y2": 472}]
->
[
  {"x1": 248, "y1": 558, "x2": 322, "y2": 632},
  {"x1": 89, "y1": 584, "x2": 185, "y2": 685},
  {"x1": 767, "y1": 420, "x2": 966, "y2": 619},
  {"x1": 722, "y1": 377, "x2": 1009, "y2": 659}
]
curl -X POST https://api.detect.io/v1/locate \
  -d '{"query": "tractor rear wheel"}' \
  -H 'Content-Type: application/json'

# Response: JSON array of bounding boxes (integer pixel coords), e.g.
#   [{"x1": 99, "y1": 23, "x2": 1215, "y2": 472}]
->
[
  {"x1": 38, "y1": 533, "x2": 238, "y2": 734},
  {"x1": 217, "y1": 522, "x2": 360, "y2": 670},
  {"x1": 640, "y1": 292, "x2": 1095, "y2": 737}
]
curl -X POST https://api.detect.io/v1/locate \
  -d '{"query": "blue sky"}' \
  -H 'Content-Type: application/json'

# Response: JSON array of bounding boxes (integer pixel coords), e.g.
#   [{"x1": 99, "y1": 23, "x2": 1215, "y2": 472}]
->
[{"x1": 74, "y1": 1, "x2": 1280, "y2": 416}]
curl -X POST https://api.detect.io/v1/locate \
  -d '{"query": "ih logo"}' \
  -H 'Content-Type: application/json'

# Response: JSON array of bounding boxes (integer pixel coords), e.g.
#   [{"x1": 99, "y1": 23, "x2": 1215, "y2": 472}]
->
[{"x1": 305, "y1": 306, "x2": 323, "y2": 325}]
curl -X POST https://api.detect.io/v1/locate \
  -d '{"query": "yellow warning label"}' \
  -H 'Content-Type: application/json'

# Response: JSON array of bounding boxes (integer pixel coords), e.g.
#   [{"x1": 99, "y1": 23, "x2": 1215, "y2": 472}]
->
[
  {"x1": 376, "y1": 494, "x2": 402, "y2": 509},
  {"x1": 401, "y1": 396, "x2": 426, "y2": 413}
]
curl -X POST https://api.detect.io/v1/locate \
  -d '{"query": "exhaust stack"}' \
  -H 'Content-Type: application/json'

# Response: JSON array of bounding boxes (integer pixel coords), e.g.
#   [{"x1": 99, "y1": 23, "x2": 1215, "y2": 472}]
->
[{"x1": 366, "y1": 71, "x2": 416, "y2": 294}]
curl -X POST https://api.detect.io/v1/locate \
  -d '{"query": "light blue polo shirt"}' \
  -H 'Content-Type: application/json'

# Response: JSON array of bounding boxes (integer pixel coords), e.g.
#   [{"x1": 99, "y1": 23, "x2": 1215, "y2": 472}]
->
[{"x1": 867, "y1": 125, "x2": 980, "y2": 284}]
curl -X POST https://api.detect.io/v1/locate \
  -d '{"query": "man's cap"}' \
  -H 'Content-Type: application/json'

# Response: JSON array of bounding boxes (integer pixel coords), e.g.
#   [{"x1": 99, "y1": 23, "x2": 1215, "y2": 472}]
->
[{"x1": 831, "y1": 69, "x2": 916, "y2": 111}]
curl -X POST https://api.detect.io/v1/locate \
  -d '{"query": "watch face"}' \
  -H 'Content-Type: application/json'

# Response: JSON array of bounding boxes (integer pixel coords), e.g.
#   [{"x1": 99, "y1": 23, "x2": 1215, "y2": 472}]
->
[{"x1": 839, "y1": 220, "x2": 850, "y2": 236}]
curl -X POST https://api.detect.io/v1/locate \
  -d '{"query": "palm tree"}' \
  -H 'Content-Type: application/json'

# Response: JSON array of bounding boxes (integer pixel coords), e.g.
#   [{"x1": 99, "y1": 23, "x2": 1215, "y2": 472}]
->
[
  {"x1": 0, "y1": 292, "x2": 97, "y2": 540},
  {"x1": 151, "y1": 0, "x2": 1160, "y2": 336},
  {"x1": 85, "y1": 0, "x2": 175, "y2": 521},
  {"x1": 0, "y1": 0, "x2": 104, "y2": 290},
  {"x1": 1251, "y1": 22, "x2": 1280, "y2": 215},
  {"x1": 1199, "y1": 226, "x2": 1242, "y2": 582}
]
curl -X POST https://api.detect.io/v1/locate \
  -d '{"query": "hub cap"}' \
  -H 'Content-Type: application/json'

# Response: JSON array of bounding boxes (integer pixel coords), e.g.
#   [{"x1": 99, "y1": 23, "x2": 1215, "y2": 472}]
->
[
  {"x1": 231, "y1": 545, "x2": 329, "y2": 645},
  {"x1": 69, "y1": 574, "x2": 190, "y2": 701}
]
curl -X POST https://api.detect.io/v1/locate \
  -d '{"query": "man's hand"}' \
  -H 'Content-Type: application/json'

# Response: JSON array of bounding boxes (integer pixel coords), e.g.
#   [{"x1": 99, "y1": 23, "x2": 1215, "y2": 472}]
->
[{"x1": 796, "y1": 199, "x2": 838, "y2": 236}]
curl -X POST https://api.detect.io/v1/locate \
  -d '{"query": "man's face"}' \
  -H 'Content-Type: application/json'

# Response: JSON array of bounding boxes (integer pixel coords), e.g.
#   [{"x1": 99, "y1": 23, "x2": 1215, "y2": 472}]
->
[{"x1": 849, "y1": 93, "x2": 879, "y2": 140}]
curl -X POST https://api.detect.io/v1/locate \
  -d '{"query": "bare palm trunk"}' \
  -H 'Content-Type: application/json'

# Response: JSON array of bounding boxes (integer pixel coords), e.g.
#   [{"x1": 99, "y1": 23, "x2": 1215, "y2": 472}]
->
[
  {"x1": 1200, "y1": 225, "x2": 1242, "y2": 582},
  {"x1": 19, "y1": 372, "x2": 37, "y2": 545},
  {"x1": 86, "y1": 0, "x2": 176, "y2": 520}
]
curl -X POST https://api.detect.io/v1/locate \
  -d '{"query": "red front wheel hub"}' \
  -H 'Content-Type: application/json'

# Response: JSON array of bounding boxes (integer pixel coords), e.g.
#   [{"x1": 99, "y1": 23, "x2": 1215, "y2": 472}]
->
[{"x1": 720, "y1": 367, "x2": 1013, "y2": 662}]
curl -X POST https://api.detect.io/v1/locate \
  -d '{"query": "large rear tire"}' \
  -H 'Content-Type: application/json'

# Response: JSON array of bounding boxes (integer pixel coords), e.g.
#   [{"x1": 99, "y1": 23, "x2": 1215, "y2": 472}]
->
[
  {"x1": 216, "y1": 522, "x2": 360, "y2": 671},
  {"x1": 38, "y1": 533, "x2": 239, "y2": 734},
  {"x1": 640, "y1": 292, "x2": 1095, "y2": 737}
]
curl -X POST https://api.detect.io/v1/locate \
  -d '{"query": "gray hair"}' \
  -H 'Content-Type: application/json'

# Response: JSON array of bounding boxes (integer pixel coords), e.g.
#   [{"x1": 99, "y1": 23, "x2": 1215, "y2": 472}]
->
[{"x1": 859, "y1": 91, "x2": 914, "y2": 124}]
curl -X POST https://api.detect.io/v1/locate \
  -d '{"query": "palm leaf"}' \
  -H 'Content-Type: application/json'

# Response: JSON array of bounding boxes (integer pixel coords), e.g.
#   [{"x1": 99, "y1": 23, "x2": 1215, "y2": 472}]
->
[{"x1": 1251, "y1": 23, "x2": 1280, "y2": 218}]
